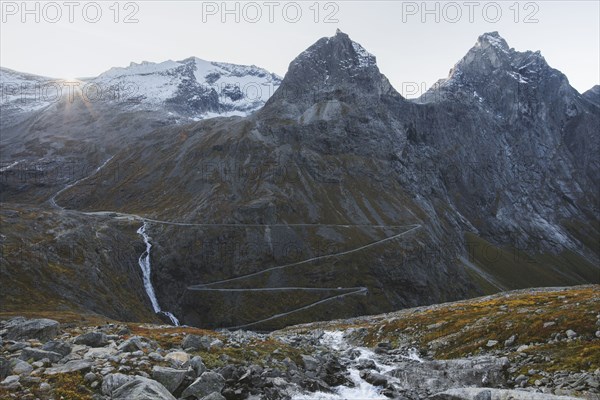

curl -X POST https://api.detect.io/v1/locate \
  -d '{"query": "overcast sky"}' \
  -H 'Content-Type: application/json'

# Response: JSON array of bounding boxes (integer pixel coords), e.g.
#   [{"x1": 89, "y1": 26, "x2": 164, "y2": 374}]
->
[{"x1": 1, "y1": 1, "x2": 598, "y2": 97}]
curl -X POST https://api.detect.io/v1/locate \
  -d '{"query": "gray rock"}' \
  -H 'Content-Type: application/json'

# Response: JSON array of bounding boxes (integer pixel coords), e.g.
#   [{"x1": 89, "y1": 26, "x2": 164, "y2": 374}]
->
[
  {"x1": 7, "y1": 342, "x2": 27, "y2": 352},
  {"x1": 152, "y1": 366, "x2": 188, "y2": 394},
  {"x1": 118, "y1": 336, "x2": 145, "y2": 352},
  {"x1": 486, "y1": 340, "x2": 498, "y2": 348},
  {"x1": 74, "y1": 332, "x2": 109, "y2": 347},
  {"x1": 165, "y1": 351, "x2": 190, "y2": 367},
  {"x1": 148, "y1": 352, "x2": 164, "y2": 362},
  {"x1": 504, "y1": 335, "x2": 517, "y2": 347},
  {"x1": 20, "y1": 347, "x2": 63, "y2": 363},
  {"x1": 1, "y1": 375, "x2": 19, "y2": 386},
  {"x1": 357, "y1": 358, "x2": 377, "y2": 370},
  {"x1": 430, "y1": 387, "x2": 581, "y2": 399},
  {"x1": 359, "y1": 370, "x2": 388, "y2": 386},
  {"x1": 565, "y1": 330, "x2": 577, "y2": 339},
  {"x1": 11, "y1": 360, "x2": 33, "y2": 375},
  {"x1": 112, "y1": 376, "x2": 176, "y2": 400},
  {"x1": 44, "y1": 359, "x2": 93, "y2": 375},
  {"x1": 182, "y1": 334, "x2": 213, "y2": 351},
  {"x1": 301, "y1": 355, "x2": 319, "y2": 371},
  {"x1": 102, "y1": 373, "x2": 135, "y2": 395},
  {"x1": 0, "y1": 357, "x2": 10, "y2": 380},
  {"x1": 2, "y1": 317, "x2": 59, "y2": 342},
  {"x1": 389, "y1": 356, "x2": 509, "y2": 394},
  {"x1": 515, "y1": 375, "x2": 528, "y2": 383},
  {"x1": 84, "y1": 372, "x2": 97, "y2": 383},
  {"x1": 41, "y1": 340, "x2": 73, "y2": 357},
  {"x1": 201, "y1": 393, "x2": 226, "y2": 400},
  {"x1": 181, "y1": 371, "x2": 226, "y2": 399},
  {"x1": 190, "y1": 356, "x2": 207, "y2": 377}
]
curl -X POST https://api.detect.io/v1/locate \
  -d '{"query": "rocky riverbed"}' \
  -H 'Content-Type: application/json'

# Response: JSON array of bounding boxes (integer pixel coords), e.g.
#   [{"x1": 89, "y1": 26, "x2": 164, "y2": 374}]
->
[{"x1": 1, "y1": 286, "x2": 598, "y2": 400}]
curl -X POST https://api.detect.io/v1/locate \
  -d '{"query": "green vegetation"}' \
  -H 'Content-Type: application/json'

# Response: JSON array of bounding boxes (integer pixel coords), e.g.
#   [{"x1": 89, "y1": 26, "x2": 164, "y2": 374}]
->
[
  {"x1": 280, "y1": 286, "x2": 600, "y2": 373},
  {"x1": 464, "y1": 232, "x2": 598, "y2": 292}
]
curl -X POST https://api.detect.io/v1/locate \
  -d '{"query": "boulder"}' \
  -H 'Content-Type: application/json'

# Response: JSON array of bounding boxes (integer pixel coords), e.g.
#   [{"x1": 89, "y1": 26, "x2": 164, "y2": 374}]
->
[
  {"x1": 301, "y1": 355, "x2": 319, "y2": 371},
  {"x1": 201, "y1": 393, "x2": 226, "y2": 400},
  {"x1": 74, "y1": 332, "x2": 109, "y2": 347},
  {"x1": 359, "y1": 370, "x2": 388, "y2": 386},
  {"x1": 152, "y1": 366, "x2": 188, "y2": 394},
  {"x1": 2, "y1": 317, "x2": 59, "y2": 342},
  {"x1": 504, "y1": 335, "x2": 517, "y2": 347},
  {"x1": 181, "y1": 334, "x2": 213, "y2": 351},
  {"x1": 118, "y1": 336, "x2": 145, "y2": 352},
  {"x1": 190, "y1": 356, "x2": 207, "y2": 377},
  {"x1": 84, "y1": 344, "x2": 118, "y2": 360},
  {"x1": 1, "y1": 375, "x2": 20, "y2": 387},
  {"x1": 388, "y1": 356, "x2": 510, "y2": 394},
  {"x1": 44, "y1": 360, "x2": 93, "y2": 375},
  {"x1": 20, "y1": 347, "x2": 63, "y2": 363},
  {"x1": 430, "y1": 387, "x2": 581, "y2": 399},
  {"x1": 41, "y1": 340, "x2": 73, "y2": 357},
  {"x1": 11, "y1": 360, "x2": 33, "y2": 375},
  {"x1": 102, "y1": 373, "x2": 135, "y2": 395},
  {"x1": 0, "y1": 357, "x2": 10, "y2": 380},
  {"x1": 165, "y1": 351, "x2": 190, "y2": 367},
  {"x1": 181, "y1": 371, "x2": 226, "y2": 399},
  {"x1": 112, "y1": 376, "x2": 176, "y2": 400}
]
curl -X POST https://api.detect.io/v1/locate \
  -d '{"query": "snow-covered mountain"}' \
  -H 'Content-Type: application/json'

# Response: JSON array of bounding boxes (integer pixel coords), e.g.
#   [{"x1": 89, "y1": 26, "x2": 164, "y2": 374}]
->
[
  {"x1": 0, "y1": 67, "x2": 61, "y2": 128},
  {"x1": 90, "y1": 57, "x2": 281, "y2": 119},
  {"x1": 0, "y1": 58, "x2": 282, "y2": 129}
]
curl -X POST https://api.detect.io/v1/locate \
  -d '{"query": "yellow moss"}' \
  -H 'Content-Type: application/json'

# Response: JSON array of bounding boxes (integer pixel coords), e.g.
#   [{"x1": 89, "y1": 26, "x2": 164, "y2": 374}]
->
[{"x1": 47, "y1": 372, "x2": 93, "y2": 400}]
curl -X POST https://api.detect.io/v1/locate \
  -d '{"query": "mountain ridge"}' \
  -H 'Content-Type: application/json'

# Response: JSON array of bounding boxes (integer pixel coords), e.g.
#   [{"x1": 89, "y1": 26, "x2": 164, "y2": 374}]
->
[{"x1": 1, "y1": 30, "x2": 598, "y2": 331}]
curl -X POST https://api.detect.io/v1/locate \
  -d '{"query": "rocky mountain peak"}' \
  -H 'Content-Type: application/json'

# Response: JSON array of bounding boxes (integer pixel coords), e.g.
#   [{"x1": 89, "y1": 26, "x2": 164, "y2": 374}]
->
[
  {"x1": 288, "y1": 28, "x2": 377, "y2": 72},
  {"x1": 262, "y1": 30, "x2": 397, "y2": 117},
  {"x1": 446, "y1": 32, "x2": 515, "y2": 83},
  {"x1": 475, "y1": 31, "x2": 510, "y2": 53},
  {"x1": 419, "y1": 31, "x2": 574, "y2": 109}
]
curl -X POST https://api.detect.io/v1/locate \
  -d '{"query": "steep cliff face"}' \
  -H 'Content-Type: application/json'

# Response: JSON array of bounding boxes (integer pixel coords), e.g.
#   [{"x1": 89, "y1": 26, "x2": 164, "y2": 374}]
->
[
  {"x1": 1, "y1": 31, "x2": 598, "y2": 329},
  {"x1": 412, "y1": 32, "x2": 599, "y2": 274}
]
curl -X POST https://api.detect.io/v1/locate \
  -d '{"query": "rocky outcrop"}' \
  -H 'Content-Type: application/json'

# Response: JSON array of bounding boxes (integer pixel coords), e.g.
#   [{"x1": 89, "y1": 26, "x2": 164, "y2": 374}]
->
[
  {"x1": 1, "y1": 318, "x2": 59, "y2": 342},
  {"x1": 112, "y1": 376, "x2": 176, "y2": 400},
  {"x1": 430, "y1": 388, "x2": 582, "y2": 400}
]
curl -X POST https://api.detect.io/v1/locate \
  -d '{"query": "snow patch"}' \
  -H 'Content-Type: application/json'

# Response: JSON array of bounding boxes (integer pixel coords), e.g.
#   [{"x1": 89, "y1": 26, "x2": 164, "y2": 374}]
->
[{"x1": 351, "y1": 41, "x2": 376, "y2": 68}]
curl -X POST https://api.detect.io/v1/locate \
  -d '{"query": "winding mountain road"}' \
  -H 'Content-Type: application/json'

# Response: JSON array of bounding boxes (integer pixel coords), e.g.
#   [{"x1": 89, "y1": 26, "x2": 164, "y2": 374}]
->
[
  {"x1": 188, "y1": 224, "x2": 421, "y2": 329},
  {"x1": 47, "y1": 157, "x2": 422, "y2": 328}
]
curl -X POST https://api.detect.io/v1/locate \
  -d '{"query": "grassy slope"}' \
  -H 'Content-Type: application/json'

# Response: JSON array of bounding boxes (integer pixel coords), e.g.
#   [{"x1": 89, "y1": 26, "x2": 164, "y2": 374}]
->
[{"x1": 277, "y1": 285, "x2": 600, "y2": 372}]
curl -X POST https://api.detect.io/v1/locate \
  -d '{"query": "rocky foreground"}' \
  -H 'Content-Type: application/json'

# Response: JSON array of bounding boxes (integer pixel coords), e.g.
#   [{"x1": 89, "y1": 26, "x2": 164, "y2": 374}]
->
[{"x1": 0, "y1": 285, "x2": 598, "y2": 400}]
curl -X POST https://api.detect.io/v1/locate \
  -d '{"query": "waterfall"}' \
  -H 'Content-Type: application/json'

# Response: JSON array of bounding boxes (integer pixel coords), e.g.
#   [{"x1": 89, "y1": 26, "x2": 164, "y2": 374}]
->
[{"x1": 137, "y1": 223, "x2": 180, "y2": 326}]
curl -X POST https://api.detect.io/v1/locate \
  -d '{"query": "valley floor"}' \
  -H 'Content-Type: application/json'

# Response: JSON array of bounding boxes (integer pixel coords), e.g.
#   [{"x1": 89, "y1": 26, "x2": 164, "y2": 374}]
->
[{"x1": 0, "y1": 285, "x2": 599, "y2": 399}]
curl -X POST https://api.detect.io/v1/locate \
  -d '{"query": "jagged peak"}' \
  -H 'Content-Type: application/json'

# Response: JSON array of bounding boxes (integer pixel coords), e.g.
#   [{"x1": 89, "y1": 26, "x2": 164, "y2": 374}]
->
[
  {"x1": 417, "y1": 32, "x2": 572, "y2": 105},
  {"x1": 444, "y1": 31, "x2": 556, "y2": 84},
  {"x1": 290, "y1": 30, "x2": 377, "y2": 70},
  {"x1": 263, "y1": 30, "x2": 397, "y2": 116},
  {"x1": 476, "y1": 31, "x2": 510, "y2": 52}
]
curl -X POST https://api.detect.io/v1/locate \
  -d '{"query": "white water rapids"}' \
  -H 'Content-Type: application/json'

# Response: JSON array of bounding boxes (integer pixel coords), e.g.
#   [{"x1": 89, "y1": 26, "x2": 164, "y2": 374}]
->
[
  {"x1": 292, "y1": 331, "x2": 423, "y2": 400},
  {"x1": 137, "y1": 223, "x2": 180, "y2": 326}
]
